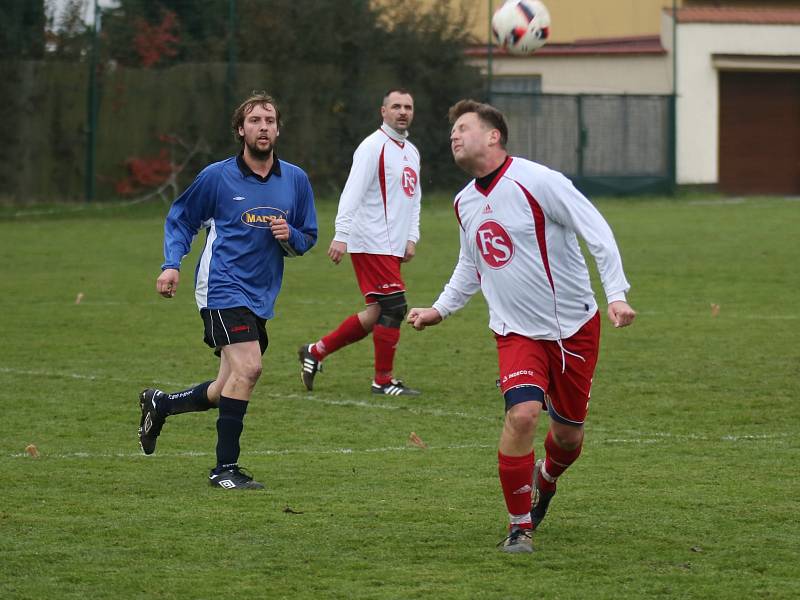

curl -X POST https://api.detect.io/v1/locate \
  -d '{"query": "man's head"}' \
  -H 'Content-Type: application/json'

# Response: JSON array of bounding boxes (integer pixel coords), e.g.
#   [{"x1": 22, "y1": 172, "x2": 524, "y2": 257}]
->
[
  {"x1": 381, "y1": 88, "x2": 414, "y2": 133},
  {"x1": 448, "y1": 99, "x2": 508, "y2": 175},
  {"x1": 232, "y1": 92, "x2": 282, "y2": 159}
]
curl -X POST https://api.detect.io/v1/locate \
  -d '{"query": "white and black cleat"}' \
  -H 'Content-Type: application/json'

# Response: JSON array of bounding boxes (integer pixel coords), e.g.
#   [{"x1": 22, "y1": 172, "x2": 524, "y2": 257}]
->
[
  {"x1": 371, "y1": 378, "x2": 421, "y2": 396},
  {"x1": 298, "y1": 344, "x2": 322, "y2": 391}
]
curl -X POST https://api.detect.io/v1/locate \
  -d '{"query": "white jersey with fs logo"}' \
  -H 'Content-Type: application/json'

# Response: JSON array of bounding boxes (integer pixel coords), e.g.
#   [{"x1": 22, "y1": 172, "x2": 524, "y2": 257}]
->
[
  {"x1": 333, "y1": 124, "x2": 421, "y2": 257},
  {"x1": 433, "y1": 156, "x2": 630, "y2": 341}
]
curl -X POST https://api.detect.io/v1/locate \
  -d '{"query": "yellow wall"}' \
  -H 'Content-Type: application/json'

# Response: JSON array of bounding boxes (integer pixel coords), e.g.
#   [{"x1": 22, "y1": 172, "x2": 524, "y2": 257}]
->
[{"x1": 390, "y1": 0, "x2": 685, "y2": 43}]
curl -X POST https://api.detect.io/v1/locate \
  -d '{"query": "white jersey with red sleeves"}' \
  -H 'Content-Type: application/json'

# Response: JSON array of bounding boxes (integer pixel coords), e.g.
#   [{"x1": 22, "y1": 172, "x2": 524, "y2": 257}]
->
[
  {"x1": 333, "y1": 124, "x2": 421, "y2": 257},
  {"x1": 432, "y1": 156, "x2": 630, "y2": 341}
]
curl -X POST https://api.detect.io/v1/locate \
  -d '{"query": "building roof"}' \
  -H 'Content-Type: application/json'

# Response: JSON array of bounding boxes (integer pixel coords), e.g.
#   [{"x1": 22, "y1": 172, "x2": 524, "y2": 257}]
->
[
  {"x1": 465, "y1": 35, "x2": 665, "y2": 58},
  {"x1": 671, "y1": 7, "x2": 800, "y2": 25}
]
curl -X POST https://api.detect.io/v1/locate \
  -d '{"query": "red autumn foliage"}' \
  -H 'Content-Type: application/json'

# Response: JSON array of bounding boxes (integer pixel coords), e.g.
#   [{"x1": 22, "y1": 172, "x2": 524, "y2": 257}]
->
[
  {"x1": 133, "y1": 9, "x2": 179, "y2": 68},
  {"x1": 115, "y1": 148, "x2": 174, "y2": 195}
]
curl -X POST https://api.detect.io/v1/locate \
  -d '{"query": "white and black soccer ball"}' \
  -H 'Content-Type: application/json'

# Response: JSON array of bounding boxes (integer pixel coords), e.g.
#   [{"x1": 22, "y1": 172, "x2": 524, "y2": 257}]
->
[{"x1": 492, "y1": 0, "x2": 551, "y2": 55}]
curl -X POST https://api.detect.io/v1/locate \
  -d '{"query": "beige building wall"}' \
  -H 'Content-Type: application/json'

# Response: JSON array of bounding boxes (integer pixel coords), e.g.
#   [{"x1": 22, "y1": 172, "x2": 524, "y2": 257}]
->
[
  {"x1": 670, "y1": 17, "x2": 800, "y2": 185},
  {"x1": 488, "y1": 54, "x2": 672, "y2": 94}
]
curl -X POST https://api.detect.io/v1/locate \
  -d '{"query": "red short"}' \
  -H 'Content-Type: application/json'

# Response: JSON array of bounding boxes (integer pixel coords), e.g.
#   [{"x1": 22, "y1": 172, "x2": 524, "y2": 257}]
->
[
  {"x1": 350, "y1": 253, "x2": 405, "y2": 302},
  {"x1": 495, "y1": 312, "x2": 601, "y2": 425}
]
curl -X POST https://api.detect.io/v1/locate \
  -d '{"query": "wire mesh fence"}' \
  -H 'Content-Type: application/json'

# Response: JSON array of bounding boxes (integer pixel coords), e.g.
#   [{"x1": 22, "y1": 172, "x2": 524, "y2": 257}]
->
[{"x1": 493, "y1": 92, "x2": 675, "y2": 194}]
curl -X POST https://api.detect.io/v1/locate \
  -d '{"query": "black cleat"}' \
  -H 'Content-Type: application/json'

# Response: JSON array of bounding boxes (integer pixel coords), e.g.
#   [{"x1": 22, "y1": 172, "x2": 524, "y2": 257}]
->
[
  {"x1": 531, "y1": 458, "x2": 556, "y2": 528},
  {"x1": 298, "y1": 344, "x2": 322, "y2": 391},
  {"x1": 371, "y1": 378, "x2": 421, "y2": 396},
  {"x1": 208, "y1": 465, "x2": 265, "y2": 490},
  {"x1": 497, "y1": 525, "x2": 534, "y2": 553},
  {"x1": 138, "y1": 388, "x2": 166, "y2": 455}
]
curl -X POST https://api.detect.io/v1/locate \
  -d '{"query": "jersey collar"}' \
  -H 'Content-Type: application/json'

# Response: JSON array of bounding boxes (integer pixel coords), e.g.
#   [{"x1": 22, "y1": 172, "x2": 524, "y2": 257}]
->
[
  {"x1": 474, "y1": 155, "x2": 512, "y2": 196},
  {"x1": 236, "y1": 152, "x2": 282, "y2": 182},
  {"x1": 380, "y1": 123, "x2": 408, "y2": 147}
]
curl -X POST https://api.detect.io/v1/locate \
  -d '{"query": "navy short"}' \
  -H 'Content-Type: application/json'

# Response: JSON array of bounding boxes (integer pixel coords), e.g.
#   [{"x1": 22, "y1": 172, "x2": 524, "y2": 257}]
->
[{"x1": 200, "y1": 307, "x2": 268, "y2": 356}]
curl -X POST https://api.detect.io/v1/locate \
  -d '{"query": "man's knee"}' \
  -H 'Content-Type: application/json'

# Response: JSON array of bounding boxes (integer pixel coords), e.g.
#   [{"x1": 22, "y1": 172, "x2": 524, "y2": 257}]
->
[
  {"x1": 376, "y1": 293, "x2": 407, "y2": 328},
  {"x1": 504, "y1": 400, "x2": 542, "y2": 437},
  {"x1": 551, "y1": 426, "x2": 584, "y2": 450}
]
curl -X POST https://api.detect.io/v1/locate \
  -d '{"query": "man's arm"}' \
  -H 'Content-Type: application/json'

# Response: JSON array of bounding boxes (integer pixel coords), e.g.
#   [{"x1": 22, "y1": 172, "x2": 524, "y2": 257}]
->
[
  {"x1": 408, "y1": 226, "x2": 480, "y2": 329},
  {"x1": 539, "y1": 171, "x2": 633, "y2": 318},
  {"x1": 275, "y1": 172, "x2": 318, "y2": 257},
  {"x1": 159, "y1": 169, "x2": 215, "y2": 297}
]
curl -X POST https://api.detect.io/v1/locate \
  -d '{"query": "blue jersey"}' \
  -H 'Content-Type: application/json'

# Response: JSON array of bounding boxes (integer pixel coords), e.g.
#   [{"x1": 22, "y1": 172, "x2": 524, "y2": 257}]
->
[{"x1": 162, "y1": 155, "x2": 318, "y2": 319}]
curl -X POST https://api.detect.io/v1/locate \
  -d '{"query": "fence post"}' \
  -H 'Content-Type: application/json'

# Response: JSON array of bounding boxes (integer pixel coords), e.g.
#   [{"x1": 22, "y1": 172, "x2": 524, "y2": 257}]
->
[
  {"x1": 486, "y1": 0, "x2": 493, "y2": 104},
  {"x1": 225, "y1": 0, "x2": 238, "y2": 118},
  {"x1": 85, "y1": 0, "x2": 99, "y2": 202},
  {"x1": 576, "y1": 94, "x2": 585, "y2": 179}
]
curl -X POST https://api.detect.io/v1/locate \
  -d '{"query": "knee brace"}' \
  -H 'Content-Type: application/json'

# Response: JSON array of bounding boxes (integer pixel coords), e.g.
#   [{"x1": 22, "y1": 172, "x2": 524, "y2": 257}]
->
[{"x1": 376, "y1": 293, "x2": 407, "y2": 328}]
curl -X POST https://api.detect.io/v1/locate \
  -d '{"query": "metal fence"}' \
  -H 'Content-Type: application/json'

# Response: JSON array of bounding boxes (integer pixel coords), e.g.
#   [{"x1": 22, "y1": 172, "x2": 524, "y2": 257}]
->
[{"x1": 491, "y1": 92, "x2": 676, "y2": 195}]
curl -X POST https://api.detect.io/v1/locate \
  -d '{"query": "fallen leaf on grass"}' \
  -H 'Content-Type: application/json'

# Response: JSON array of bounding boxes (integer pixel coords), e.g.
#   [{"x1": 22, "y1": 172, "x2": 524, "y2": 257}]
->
[
  {"x1": 710, "y1": 303, "x2": 720, "y2": 317},
  {"x1": 25, "y1": 444, "x2": 39, "y2": 458},
  {"x1": 75, "y1": 292, "x2": 85, "y2": 304},
  {"x1": 408, "y1": 432, "x2": 428, "y2": 449}
]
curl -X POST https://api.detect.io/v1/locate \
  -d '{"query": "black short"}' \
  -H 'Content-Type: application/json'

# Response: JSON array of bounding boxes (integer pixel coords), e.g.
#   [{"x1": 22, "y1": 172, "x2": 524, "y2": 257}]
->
[{"x1": 200, "y1": 307, "x2": 268, "y2": 356}]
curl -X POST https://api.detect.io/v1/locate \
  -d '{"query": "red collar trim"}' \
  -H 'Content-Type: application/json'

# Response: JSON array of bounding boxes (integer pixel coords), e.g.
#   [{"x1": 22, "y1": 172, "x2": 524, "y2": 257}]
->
[{"x1": 474, "y1": 156, "x2": 512, "y2": 197}]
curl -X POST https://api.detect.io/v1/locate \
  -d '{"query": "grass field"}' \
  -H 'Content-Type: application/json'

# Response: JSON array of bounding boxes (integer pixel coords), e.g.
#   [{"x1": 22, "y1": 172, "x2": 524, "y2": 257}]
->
[{"x1": 1, "y1": 194, "x2": 799, "y2": 599}]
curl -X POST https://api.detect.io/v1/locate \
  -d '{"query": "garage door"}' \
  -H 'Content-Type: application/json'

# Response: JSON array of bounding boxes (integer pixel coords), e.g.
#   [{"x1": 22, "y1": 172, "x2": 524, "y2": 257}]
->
[{"x1": 719, "y1": 71, "x2": 800, "y2": 195}]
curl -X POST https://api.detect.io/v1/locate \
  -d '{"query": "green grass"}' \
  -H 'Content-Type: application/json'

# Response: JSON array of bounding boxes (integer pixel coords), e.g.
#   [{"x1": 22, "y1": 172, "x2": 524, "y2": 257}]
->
[{"x1": 1, "y1": 194, "x2": 799, "y2": 599}]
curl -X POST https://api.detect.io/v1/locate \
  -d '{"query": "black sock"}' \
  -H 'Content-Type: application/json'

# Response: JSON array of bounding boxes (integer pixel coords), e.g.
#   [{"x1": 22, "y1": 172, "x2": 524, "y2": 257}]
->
[
  {"x1": 215, "y1": 396, "x2": 248, "y2": 469},
  {"x1": 158, "y1": 381, "x2": 214, "y2": 417}
]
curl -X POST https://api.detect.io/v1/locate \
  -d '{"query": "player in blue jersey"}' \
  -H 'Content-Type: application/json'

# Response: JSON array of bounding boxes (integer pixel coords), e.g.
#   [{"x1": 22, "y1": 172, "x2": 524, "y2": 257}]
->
[{"x1": 137, "y1": 92, "x2": 318, "y2": 490}]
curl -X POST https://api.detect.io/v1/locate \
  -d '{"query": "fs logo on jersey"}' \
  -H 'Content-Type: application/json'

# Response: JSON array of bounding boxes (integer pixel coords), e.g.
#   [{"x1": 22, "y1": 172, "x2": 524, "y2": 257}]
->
[
  {"x1": 476, "y1": 220, "x2": 514, "y2": 269},
  {"x1": 401, "y1": 167, "x2": 418, "y2": 198},
  {"x1": 242, "y1": 206, "x2": 288, "y2": 229}
]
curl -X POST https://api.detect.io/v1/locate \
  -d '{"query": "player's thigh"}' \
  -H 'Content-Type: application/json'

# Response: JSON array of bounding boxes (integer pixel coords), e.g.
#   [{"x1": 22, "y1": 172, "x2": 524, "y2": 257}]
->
[
  {"x1": 220, "y1": 340, "x2": 264, "y2": 379},
  {"x1": 201, "y1": 307, "x2": 268, "y2": 355},
  {"x1": 351, "y1": 253, "x2": 405, "y2": 297},
  {"x1": 495, "y1": 333, "x2": 550, "y2": 401},
  {"x1": 546, "y1": 313, "x2": 600, "y2": 426}
]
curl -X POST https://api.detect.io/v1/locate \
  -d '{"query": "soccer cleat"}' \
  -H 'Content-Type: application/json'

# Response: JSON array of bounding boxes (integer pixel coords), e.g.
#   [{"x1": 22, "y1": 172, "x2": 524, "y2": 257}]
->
[
  {"x1": 531, "y1": 458, "x2": 556, "y2": 528},
  {"x1": 298, "y1": 344, "x2": 322, "y2": 391},
  {"x1": 138, "y1": 388, "x2": 166, "y2": 455},
  {"x1": 497, "y1": 525, "x2": 534, "y2": 553},
  {"x1": 371, "y1": 378, "x2": 421, "y2": 396},
  {"x1": 208, "y1": 465, "x2": 265, "y2": 490}
]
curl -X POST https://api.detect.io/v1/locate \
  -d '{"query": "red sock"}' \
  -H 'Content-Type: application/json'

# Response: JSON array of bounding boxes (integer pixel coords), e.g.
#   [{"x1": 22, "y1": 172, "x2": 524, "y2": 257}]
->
[
  {"x1": 542, "y1": 430, "x2": 583, "y2": 492},
  {"x1": 498, "y1": 451, "x2": 534, "y2": 526},
  {"x1": 372, "y1": 324, "x2": 399, "y2": 385},
  {"x1": 313, "y1": 314, "x2": 368, "y2": 360}
]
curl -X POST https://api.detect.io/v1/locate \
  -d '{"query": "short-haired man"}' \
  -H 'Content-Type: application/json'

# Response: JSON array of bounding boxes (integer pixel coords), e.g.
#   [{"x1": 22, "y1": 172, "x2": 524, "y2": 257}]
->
[
  {"x1": 299, "y1": 89, "x2": 422, "y2": 396},
  {"x1": 138, "y1": 92, "x2": 318, "y2": 489},
  {"x1": 408, "y1": 99, "x2": 636, "y2": 552}
]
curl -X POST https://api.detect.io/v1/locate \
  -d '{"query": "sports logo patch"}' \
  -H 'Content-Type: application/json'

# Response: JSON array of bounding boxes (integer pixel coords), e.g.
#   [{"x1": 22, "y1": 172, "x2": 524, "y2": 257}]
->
[
  {"x1": 401, "y1": 167, "x2": 417, "y2": 197},
  {"x1": 476, "y1": 220, "x2": 514, "y2": 269},
  {"x1": 241, "y1": 206, "x2": 288, "y2": 228}
]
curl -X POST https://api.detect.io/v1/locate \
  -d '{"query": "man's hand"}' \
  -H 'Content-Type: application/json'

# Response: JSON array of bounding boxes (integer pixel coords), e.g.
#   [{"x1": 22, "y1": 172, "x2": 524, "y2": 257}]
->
[
  {"x1": 406, "y1": 307, "x2": 442, "y2": 330},
  {"x1": 270, "y1": 217, "x2": 290, "y2": 241},
  {"x1": 157, "y1": 268, "x2": 180, "y2": 298},
  {"x1": 401, "y1": 241, "x2": 416, "y2": 263},
  {"x1": 328, "y1": 240, "x2": 347, "y2": 264},
  {"x1": 607, "y1": 300, "x2": 636, "y2": 328}
]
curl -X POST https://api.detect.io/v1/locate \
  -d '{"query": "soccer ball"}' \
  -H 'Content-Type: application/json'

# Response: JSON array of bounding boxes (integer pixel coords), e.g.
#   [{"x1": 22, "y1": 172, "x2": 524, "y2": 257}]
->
[{"x1": 492, "y1": 0, "x2": 551, "y2": 55}]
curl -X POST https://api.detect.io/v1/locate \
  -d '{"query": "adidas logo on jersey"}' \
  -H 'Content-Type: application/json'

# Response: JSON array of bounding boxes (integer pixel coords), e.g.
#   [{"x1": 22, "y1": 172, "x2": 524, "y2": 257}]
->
[
  {"x1": 232, "y1": 196, "x2": 245, "y2": 202},
  {"x1": 482, "y1": 204, "x2": 493, "y2": 214}
]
